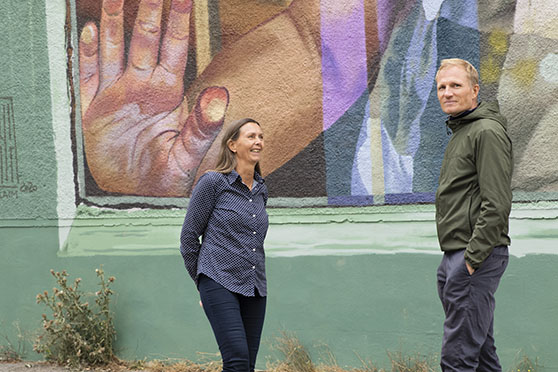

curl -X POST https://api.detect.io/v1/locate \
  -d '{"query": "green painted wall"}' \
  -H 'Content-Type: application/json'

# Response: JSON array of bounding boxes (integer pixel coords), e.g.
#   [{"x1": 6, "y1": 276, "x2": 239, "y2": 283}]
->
[
  {"x1": 1, "y1": 1, "x2": 558, "y2": 371},
  {"x1": 2, "y1": 224, "x2": 558, "y2": 370},
  {"x1": 0, "y1": 0, "x2": 57, "y2": 220}
]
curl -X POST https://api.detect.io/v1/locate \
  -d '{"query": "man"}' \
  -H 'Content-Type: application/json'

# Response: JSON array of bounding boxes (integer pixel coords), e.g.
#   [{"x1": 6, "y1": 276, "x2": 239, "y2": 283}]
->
[{"x1": 435, "y1": 58, "x2": 513, "y2": 372}]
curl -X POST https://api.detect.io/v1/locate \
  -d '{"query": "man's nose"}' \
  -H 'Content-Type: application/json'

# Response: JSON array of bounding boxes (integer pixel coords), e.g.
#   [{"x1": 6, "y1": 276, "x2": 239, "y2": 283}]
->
[{"x1": 443, "y1": 87, "x2": 453, "y2": 96}]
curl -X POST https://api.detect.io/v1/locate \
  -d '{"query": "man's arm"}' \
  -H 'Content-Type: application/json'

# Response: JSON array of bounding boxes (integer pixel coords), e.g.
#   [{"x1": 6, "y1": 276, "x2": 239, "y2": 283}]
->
[{"x1": 466, "y1": 123, "x2": 513, "y2": 270}]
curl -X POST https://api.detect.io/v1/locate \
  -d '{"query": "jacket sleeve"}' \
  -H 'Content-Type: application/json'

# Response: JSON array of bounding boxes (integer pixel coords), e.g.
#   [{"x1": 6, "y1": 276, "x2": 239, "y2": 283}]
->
[
  {"x1": 466, "y1": 123, "x2": 513, "y2": 268},
  {"x1": 179, "y1": 173, "x2": 217, "y2": 282}
]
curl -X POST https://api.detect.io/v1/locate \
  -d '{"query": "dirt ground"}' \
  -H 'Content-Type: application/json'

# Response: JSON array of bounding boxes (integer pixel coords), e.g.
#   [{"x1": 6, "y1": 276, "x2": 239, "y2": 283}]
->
[
  {"x1": 0, "y1": 362, "x2": 145, "y2": 372},
  {"x1": 0, "y1": 362, "x2": 68, "y2": 372}
]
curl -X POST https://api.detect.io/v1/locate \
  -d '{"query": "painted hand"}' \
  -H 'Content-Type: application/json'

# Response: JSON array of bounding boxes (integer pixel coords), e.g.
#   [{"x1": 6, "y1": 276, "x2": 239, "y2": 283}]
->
[{"x1": 79, "y1": 0, "x2": 228, "y2": 196}]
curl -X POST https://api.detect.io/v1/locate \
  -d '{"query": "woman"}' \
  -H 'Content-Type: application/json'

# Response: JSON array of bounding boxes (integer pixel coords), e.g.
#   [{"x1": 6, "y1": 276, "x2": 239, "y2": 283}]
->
[{"x1": 180, "y1": 118, "x2": 269, "y2": 372}]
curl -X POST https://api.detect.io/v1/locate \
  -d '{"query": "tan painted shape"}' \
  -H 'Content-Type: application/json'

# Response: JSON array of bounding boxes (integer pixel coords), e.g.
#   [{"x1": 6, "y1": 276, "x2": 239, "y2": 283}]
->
[
  {"x1": 513, "y1": 103, "x2": 558, "y2": 192},
  {"x1": 514, "y1": 0, "x2": 558, "y2": 39},
  {"x1": 194, "y1": 0, "x2": 211, "y2": 74},
  {"x1": 369, "y1": 117, "x2": 385, "y2": 199}
]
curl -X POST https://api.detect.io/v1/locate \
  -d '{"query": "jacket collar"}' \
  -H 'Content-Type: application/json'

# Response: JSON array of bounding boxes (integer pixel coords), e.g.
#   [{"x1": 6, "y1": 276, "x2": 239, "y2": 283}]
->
[{"x1": 446, "y1": 102, "x2": 481, "y2": 133}]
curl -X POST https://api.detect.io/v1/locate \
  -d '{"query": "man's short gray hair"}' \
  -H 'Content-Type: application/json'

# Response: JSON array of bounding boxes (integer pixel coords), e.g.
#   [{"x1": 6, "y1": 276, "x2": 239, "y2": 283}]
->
[{"x1": 435, "y1": 58, "x2": 479, "y2": 87}]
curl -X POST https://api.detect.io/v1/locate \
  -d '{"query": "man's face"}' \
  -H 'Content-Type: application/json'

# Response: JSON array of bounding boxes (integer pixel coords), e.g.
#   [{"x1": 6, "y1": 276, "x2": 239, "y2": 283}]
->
[{"x1": 436, "y1": 65, "x2": 479, "y2": 116}]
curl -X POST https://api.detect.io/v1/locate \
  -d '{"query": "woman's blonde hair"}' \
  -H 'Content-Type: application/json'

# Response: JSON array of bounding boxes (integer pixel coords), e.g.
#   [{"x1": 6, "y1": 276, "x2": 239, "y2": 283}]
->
[
  {"x1": 212, "y1": 118, "x2": 262, "y2": 175},
  {"x1": 436, "y1": 58, "x2": 479, "y2": 87}
]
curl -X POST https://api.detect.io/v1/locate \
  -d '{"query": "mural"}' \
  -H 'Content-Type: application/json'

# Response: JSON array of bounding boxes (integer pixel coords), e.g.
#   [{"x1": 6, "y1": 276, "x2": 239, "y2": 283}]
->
[{"x1": 74, "y1": 0, "x2": 558, "y2": 205}]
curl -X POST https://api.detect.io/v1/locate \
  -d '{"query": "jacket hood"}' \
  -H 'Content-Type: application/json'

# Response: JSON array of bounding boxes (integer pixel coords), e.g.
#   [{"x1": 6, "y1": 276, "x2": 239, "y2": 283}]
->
[{"x1": 446, "y1": 101, "x2": 508, "y2": 133}]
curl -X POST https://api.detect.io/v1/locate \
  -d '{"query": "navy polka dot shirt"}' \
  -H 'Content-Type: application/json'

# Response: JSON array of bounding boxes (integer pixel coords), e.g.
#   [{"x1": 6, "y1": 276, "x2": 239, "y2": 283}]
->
[{"x1": 180, "y1": 170, "x2": 269, "y2": 297}]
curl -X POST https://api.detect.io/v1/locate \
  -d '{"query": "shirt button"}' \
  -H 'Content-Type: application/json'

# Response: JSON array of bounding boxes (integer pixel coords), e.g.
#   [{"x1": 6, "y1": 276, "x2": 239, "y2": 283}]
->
[
  {"x1": 252, "y1": 266, "x2": 256, "y2": 269},
  {"x1": 252, "y1": 214, "x2": 256, "y2": 217},
  {"x1": 249, "y1": 199, "x2": 253, "y2": 202},
  {"x1": 252, "y1": 248, "x2": 256, "y2": 252}
]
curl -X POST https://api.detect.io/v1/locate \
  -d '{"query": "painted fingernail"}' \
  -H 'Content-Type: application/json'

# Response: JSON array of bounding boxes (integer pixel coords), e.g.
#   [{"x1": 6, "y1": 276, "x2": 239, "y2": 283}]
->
[
  {"x1": 80, "y1": 24, "x2": 98, "y2": 57},
  {"x1": 199, "y1": 87, "x2": 229, "y2": 123},
  {"x1": 103, "y1": 0, "x2": 123, "y2": 16}
]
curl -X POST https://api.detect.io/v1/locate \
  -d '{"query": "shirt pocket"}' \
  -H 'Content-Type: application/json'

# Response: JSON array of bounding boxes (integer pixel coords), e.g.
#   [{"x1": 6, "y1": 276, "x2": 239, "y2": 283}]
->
[{"x1": 214, "y1": 198, "x2": 251, "y2": 232}]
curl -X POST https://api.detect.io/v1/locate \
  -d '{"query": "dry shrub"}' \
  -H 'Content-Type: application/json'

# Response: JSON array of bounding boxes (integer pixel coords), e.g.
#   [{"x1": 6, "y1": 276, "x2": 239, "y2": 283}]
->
[{"x1": 34, "y1": 266, "x2": 116, "y2": 367}]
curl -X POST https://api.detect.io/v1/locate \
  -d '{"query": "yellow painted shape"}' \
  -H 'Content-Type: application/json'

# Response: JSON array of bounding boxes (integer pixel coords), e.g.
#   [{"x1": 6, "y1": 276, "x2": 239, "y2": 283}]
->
[
  {"x1": 480, "y1": 56, "x2": 501, "y2": 84},
  {"x1": 510, "y1": 59, "x2": 538, "y2": 86},
  {"x1": 488, "y1": 30, "x2": 508, "y2": 56}
]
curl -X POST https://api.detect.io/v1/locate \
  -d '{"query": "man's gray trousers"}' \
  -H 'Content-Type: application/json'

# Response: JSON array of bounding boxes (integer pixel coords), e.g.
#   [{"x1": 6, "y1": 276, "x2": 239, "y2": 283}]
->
[{"x1": 437, "y1": 246, "x2": 508, "y2": 372}]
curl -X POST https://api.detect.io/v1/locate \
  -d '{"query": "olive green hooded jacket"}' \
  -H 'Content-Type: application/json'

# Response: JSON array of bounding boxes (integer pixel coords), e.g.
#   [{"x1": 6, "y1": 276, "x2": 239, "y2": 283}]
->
[{"x1": 435, "y1": 101, "x2": 513, "y2": 269}]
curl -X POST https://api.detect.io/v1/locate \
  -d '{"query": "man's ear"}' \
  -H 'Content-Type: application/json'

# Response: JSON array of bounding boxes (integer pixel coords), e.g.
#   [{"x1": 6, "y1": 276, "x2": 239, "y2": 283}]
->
[{"x1": 473, "y1": 84, "x2": 480, "y2": 99}]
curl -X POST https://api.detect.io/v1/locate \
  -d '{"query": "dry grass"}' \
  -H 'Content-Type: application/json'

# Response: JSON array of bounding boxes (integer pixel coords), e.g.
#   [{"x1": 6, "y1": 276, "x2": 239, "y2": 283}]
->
[
  {"x1": 265, "y1": 331, "x2": 436, "y2": 372},
  {"x1": 0, "y1": 322, "x2": 28, "y2": 362},
  {"x1": 90, "y1": 332, "x2": 438, "y2": 372},
  {"x1": 385, "y1": 351, "x2": 437, "y2": 372},
  {"x1": 7, "y1": 332, "x2": 539, "y2": 372},
  {"x1": 512, "y1": 354, "x2": 542, "y2": 372},
  {"x1": 101, "y1": 353, "x2": 223, "y2": 372}
]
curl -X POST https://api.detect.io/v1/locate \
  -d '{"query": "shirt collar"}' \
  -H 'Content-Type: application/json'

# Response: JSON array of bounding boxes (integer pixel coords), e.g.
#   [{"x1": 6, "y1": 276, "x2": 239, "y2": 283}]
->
[{"x1": 226, "y1": 169, "x2": 265, "y2": 185}]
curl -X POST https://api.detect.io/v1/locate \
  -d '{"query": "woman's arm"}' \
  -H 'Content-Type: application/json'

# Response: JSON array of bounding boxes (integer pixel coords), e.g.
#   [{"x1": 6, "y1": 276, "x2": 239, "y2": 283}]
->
[{"x1": 179, "y1": 173, "x2": 218, "y2": 282}]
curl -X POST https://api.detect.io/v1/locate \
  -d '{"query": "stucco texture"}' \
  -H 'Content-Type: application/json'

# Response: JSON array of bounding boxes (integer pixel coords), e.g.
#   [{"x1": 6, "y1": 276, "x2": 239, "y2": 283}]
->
[
  {"x1": 1, "y1": 0, "x2": 558, "y2": 371},
  {"x1": 67, "y1": 0, "x2": 558, "y2": 206}
]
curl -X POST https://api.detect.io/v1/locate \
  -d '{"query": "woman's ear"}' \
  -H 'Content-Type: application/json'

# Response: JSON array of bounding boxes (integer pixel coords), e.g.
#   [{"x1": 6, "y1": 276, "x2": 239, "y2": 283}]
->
[{"x1": 227, "y1": 139, "x2": 236, "y2": 153}]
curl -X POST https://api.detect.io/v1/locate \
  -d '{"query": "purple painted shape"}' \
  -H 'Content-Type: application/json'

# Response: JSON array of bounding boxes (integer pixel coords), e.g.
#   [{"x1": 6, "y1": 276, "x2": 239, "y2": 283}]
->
[
  {"x1": 376, "y1": 0, "x2": 395, "y2": 53},
  {"x1": 320, "y1": 0, "x2": 368, "y2": 131},
  {"x1": 376, "y1": 0, "x2": 417, "y2": 54}
]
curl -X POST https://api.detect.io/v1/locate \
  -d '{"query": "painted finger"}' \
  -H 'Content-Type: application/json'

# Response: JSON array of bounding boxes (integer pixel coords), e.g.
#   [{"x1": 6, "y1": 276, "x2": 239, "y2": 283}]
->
[
  {"x1": 99, "y1": 0, "x2": 125, "y2": 90},
  {"x1": 79, "y1": 22, "x2": 100, "y2": 116},
  {"x1": 170, "y1": 86, "x2": 229, "y2": 177},
  {"x1": 158, "y1": 0, "x2": 192, "y2": 77},
  {"x1": 128, "y1": 0, "x2": 164, "y2": 76}
]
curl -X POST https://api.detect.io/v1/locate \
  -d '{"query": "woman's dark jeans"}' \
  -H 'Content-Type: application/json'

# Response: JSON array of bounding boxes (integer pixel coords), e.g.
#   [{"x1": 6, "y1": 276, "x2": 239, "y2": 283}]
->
[{"x1": 198, "y1": 275, "x2": 266, "y2": 372}]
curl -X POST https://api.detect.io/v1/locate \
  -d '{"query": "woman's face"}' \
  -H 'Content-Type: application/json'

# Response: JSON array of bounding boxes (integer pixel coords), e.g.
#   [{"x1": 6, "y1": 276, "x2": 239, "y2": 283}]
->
[{"x1": 229, "y1": 122, "x2": 264, "y2": 167}]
